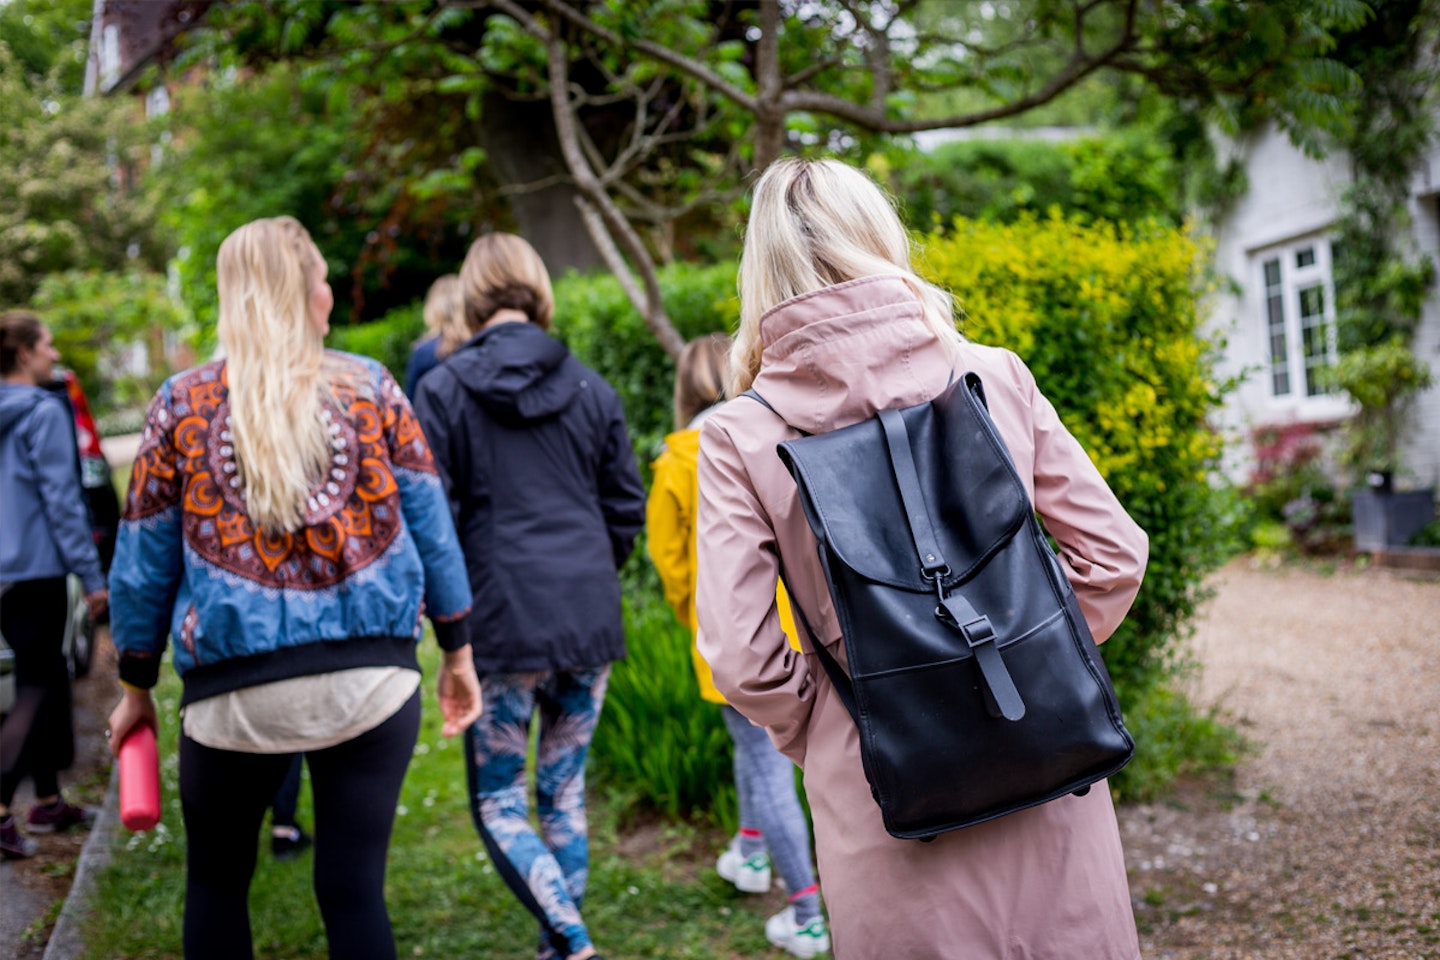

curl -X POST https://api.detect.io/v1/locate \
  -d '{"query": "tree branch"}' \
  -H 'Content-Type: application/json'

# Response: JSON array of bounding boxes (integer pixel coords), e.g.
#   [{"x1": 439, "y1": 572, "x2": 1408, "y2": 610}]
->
[
  {"x1": 781, "y1": 0, "x2": 1138, "y2": 134},
  {"x1": 537, "y1": 0, "x2": 758, "y2": 112}
]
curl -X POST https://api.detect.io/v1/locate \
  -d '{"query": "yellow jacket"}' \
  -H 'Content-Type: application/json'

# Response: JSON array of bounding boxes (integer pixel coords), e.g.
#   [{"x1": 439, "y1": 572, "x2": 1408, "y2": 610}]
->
[{"x1": 647, "y1": 424, "x2": 799, "y2": 704}]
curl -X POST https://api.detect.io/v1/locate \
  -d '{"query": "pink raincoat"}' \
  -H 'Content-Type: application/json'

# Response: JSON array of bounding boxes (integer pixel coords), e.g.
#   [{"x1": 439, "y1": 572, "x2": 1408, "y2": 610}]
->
[{"x1": 696, "y1": 275, "x2": 1147, "y2": 959}]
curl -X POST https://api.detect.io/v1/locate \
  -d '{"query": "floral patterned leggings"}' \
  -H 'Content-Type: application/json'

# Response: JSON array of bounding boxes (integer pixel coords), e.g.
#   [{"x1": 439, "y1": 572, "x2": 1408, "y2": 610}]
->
[{"x1": 465, "y1": 667, "x2": 610, "y2": 960}]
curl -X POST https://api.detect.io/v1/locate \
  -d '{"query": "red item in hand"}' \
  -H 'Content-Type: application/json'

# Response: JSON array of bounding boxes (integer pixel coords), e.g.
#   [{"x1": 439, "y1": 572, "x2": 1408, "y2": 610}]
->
[{"x1": 118, "y1": 722, "x2": 161, "y2": 832}]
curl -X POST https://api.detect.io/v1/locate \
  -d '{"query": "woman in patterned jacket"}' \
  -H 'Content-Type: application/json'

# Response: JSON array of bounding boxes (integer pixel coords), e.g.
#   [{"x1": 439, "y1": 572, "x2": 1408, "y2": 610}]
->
[{"x1": 106, "y1": 216, "x2": 482, "y2": 960}]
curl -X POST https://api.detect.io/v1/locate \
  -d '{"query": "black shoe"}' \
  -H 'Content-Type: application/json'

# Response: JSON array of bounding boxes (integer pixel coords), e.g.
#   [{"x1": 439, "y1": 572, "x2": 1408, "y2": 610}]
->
[{"x1": 271, "y1": 827, "x2": 312, "y2": 861}]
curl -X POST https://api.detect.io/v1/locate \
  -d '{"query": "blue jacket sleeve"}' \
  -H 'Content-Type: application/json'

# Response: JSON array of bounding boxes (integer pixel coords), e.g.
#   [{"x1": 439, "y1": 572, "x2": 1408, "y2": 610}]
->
[
  {"x1": 27, "y1": 397, "x2": 104, "y2": 594},
  {"x1": 596, "y1": 389, "x2": 646, "y2": 571},
  {"x1": 109, "y1": 387, "x2": 185, "y2": 689},
  {"x1": 381, "y1": 368, "x2": 473, "y2": 651}
]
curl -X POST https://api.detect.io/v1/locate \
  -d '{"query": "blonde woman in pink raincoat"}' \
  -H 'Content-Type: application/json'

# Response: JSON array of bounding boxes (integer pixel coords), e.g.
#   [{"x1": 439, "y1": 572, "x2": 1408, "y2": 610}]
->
[{"x1": 694, "y1": 158, "x2": 1148, "y2": 959}]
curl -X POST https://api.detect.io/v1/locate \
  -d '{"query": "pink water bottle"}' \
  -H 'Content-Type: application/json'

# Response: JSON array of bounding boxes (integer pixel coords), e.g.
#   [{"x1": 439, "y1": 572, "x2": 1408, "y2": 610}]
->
[{"x1": 118, "y1": 722, "x2": 161, "y2": 832}]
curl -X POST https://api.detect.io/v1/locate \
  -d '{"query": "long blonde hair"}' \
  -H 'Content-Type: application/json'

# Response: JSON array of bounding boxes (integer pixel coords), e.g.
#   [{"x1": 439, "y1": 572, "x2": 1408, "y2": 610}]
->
[
  {"x1": 424, "y1": 274, "x2": 469, "y2": 360},
  {"x1": 674, "y1": 333, "x2": 731, "y2": 428},
  {"x1": 216, "y1": 216, "x2": 331, "y2": 534},
  {"x1": 730, "y1": 158, "x2": 960, "y2": 395}
]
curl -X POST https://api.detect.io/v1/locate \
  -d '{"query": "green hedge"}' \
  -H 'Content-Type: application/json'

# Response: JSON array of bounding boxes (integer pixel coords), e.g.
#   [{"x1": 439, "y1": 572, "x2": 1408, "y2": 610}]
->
[
  {"x1": 326, "y1": 300, "x2": 426, "y2": 381},
  {"x1": 551, "y1": 262, "x2": 738, "y2": 460},
  {"x1": 919, "y1": 214, "x2": 1241, "y2": 797},
  {"x1": 883, "y1": 133, "x2": 1182, "y2": 230}
]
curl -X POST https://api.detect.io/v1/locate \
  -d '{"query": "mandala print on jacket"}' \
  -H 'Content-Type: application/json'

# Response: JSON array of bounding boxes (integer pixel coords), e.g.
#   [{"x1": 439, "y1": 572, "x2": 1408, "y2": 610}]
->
[{"x1": 125, "y1": 358, "x2": 433, "y2": 591}]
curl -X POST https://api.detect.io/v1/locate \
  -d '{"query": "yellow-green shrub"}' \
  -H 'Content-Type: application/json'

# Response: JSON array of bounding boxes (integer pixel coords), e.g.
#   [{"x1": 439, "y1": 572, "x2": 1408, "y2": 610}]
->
[{"x1": 918, "y1": 214, "x2": 1231, "y2": 710}]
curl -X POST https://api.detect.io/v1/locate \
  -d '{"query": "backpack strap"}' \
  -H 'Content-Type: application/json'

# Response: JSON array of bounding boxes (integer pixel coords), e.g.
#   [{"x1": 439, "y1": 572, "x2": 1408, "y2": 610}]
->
[
  {"x1": 739, "y1": 389, "x2": 856, "y2": 714},
  {"x1": 878, "y1": 407, "x2": 1026, "y2": 722}
]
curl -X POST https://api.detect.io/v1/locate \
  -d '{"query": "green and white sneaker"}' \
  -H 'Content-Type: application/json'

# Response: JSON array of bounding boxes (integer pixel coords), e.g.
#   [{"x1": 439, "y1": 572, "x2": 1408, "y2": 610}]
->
[
  {"x1": 716, "y1": 835, "x2": 772, "y2": 893},
  {"x1": 765, "y1": 906, "x2": 830, "y2": 958}
]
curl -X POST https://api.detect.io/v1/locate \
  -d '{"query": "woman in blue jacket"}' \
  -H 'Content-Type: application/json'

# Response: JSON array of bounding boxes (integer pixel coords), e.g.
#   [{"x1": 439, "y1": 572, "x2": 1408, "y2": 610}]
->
[
  {"x1": 106, "y1": 216, "x2": 483, "y2": 960},
  {"x1": 414, "y1": 232, "x2": 646, "y2": 960},
  {"x1": 0, "y1": 310, "x2": 108, "y2": 859}
]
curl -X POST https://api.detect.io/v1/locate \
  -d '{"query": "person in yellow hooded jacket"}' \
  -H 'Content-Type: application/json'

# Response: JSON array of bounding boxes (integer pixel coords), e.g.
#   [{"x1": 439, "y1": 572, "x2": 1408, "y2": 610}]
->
[{"x1": 647, "y1": 333, "x2": 829, "y2": 958}]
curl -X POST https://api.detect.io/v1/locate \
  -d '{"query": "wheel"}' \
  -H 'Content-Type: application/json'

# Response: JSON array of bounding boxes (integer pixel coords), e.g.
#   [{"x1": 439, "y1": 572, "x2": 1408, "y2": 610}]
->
[
  {"x1": 64, "y1": 576, "x2": 95, "y2": 680},
  {"x1": 70, "y1": 607, "x2": 95, "y2": 679}
]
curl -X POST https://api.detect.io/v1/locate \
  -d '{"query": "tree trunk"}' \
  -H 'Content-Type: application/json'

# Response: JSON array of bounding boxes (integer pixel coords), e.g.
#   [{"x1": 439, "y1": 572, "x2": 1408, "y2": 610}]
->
[{"x1": 475, "y1": 90, "x2": 604, "y2": 273}]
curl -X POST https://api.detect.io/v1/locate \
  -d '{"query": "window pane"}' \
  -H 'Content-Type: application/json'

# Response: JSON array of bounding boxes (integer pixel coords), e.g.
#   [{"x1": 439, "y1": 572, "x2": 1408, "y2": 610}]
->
[
  {"x1": 1296, "y1": 247, "x2": 1316, "y2": 268},
  {"x1": 1298, "y1": 283, "x2": 1334, "y2": 397},
  {"x1": 1264, "y1": 256, "x2": 1290, "y2": 397}
]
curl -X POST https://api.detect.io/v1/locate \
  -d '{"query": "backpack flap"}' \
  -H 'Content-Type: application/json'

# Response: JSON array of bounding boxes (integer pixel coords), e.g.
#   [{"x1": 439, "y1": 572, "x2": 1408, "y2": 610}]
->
[{"x1": 775, "y1": 377, "x2": 1029, "y2": 594}]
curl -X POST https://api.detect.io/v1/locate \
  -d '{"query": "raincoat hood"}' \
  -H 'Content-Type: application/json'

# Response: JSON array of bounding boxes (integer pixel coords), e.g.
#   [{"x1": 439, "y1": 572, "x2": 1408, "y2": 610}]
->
[{"x1": 444, "y1": 321, "x2": 580, "y2": 422}]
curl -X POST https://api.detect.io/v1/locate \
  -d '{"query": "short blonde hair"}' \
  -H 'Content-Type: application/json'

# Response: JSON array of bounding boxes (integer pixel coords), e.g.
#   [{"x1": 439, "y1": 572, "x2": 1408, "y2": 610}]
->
[
  {"x1": 423, "y1": 274, "x2": 468, "y2": 359},
  {"x1": 459, "y1": 233, "x2": 555, "y2": 333},
  {"x1": 216, "y1": 215, "x2": 331, "y2": 534},
  {"x1": 731, "y1": 158, "x2": 959, "y2": 395},
  {"x1": 674, "y1": 333, "x2": 731, "y2": 428}
]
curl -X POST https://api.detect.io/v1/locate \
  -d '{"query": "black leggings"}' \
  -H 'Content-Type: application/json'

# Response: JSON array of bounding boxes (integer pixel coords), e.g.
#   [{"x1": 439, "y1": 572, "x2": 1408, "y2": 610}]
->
[
  {"x1": 0, "y1": 577, "x2": 72, "y2": 807},
  {"x1": 179, "y1": 689, "x2": 420, "y2": 960}
]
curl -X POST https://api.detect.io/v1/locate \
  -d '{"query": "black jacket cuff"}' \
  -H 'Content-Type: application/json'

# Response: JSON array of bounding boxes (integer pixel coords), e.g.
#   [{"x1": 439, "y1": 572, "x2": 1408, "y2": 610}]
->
[
  {"x1": 432, "y1": 617, "x2": 471, "y2": 652},
  {"x1": 119, "y1": 653, "x2": 162, "y2": 690}
]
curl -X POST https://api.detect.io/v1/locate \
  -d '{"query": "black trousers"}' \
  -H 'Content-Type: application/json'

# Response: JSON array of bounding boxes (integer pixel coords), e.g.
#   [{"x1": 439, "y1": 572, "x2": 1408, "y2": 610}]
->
[
  {"x1": 0, "y1": 577, "x2": 73, "y2": 807},
  {"x1": 179, "y1": 689, "x2": 420, "y2": 960}
]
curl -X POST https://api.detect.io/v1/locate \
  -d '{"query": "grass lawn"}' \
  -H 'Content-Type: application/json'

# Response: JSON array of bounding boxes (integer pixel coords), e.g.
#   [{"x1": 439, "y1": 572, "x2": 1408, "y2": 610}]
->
[{"x1": 83, "y1": 644, "x2": 792, "y2": 960}]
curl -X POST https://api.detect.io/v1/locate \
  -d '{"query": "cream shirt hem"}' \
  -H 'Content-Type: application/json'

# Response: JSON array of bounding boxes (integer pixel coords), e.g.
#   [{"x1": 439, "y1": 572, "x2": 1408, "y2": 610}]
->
[{"x1": 182, "y1": 667, "x2": 421, "y2": 753}]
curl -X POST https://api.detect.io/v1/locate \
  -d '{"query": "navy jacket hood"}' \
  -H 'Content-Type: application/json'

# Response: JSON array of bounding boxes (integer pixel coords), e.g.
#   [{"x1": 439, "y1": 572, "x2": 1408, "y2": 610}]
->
[{"x1": 446, "y1": 322, "x2": 580, "y2": 422}]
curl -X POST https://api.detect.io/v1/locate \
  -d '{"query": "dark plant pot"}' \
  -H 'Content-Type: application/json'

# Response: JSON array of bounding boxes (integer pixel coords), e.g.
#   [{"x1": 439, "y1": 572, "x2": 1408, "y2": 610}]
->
[{"x1": 1351, "y1": 487, "x2": 1436, "y2": 551}]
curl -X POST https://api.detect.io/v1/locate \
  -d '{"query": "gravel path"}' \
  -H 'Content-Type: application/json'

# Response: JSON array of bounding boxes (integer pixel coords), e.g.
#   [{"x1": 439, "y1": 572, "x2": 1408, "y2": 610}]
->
[{"x1": 1121, "y1": 559, "x2": 1440, "y2": 959}]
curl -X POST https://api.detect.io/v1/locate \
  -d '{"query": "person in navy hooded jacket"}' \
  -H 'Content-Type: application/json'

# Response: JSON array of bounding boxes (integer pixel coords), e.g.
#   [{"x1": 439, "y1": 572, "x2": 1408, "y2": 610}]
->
[
  {"x1": 0, "y1": 310, "x2": 108, "y2": 859},
  {"x1": 414, "y1": 232, "x2": 645, "y2": 960}
]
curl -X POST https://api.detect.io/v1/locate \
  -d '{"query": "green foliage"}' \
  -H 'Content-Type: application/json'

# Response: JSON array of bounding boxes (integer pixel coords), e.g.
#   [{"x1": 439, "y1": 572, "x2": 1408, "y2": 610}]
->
[
  {"x1": 552, "y1": 261, "x2": 738, "y2": 459},
  {"x1": 589, "y1": 594, "x2": 736, "y2": 829},
  {"x1": 0, "y1": 0, "x2": 91, "y2": 92},
  {"x1": 886, "y1": 133, "x2": 1182, "y2": 230},
  {"x1": 0, "y1": 42, "x2": 165, "y2": 306},
  {"x1": 326, "y1": 301, "x2": 426, "y2": 381},
  {"x1": 153, "y1": 62, "x2": 475, "y2": 334},
  {"x1": 1323, "y1": 1, "x2": 1440, "y2": 479},
  {"x1": 1322, "y1": 340, "x2": 1435, "y2": 475},
  {"x1": 1115, "y1": 683, "x2": 1247, "y2": 801},
  {"x1": 1409, "y1": 520, "x2": 1440, "y2": 547},
  {"x1": 1244, "y1": 423, "x2": 1352, "y2": 555},
  {"x1": 919, "y1": 214, "x2": 1234, "y2": 705},
  {"x1": 31, "y1": 269, "x2": 195, "y2": 433}
]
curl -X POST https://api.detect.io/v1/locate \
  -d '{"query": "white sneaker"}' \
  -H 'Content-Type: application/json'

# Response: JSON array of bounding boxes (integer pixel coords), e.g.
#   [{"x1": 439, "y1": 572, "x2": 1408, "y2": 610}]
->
[
  {"x1": 766, "y1": 906, "x2": 830, "y2": 957},
  {"x1": 716, "y1": 834, "x2": 772, "y2": 893}
]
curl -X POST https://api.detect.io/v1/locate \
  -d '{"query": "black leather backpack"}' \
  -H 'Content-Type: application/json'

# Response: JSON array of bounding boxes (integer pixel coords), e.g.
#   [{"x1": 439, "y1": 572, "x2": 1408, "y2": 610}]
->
[{"x1": 745, "y1": 371, "x2": 1134, "y2": 840}]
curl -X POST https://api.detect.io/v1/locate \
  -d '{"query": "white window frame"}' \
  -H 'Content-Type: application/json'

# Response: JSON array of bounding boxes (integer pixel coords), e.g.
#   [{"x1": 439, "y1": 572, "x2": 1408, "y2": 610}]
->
[{"x1": 1253, "y1": 235, "x2": 1341, "y2": 404}]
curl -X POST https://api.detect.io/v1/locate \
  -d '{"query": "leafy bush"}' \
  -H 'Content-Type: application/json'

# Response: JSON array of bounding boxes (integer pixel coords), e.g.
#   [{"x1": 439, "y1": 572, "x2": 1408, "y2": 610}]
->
[
  {"x1": 885, "y1": 133, "x2": 1181, "y2": 231},
  {"x1": 1244, "y1": 423, "x2": 1351, "y2": 555},
  {"x1": 590, "y1": 593, "x2": 736, "y2": 829},
  {"x1": 327, "y1": 301, "x2": 426, "y2": 380},
  {"x1": 32, "y1": 269, "x2": 196, "y2": 433},
  {"x1": 1118, "y1": 684, "x2": 1247, "y2": 801},
  {"x1": 918, "y1": 214, "x2": 1238, "y2": 796},
  {"x1": 1409, "y1": 520, "x2": 1440, "y2": 547},
  {"x1": 552, "y1": 261, "x2": 738, "y2": 459}
]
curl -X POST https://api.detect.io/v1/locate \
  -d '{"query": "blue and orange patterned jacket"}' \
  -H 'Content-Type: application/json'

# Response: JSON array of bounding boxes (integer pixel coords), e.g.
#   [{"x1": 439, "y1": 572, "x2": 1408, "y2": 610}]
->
[{"x1": 111, "y1": 352, "x2": 473, "y2": 705}]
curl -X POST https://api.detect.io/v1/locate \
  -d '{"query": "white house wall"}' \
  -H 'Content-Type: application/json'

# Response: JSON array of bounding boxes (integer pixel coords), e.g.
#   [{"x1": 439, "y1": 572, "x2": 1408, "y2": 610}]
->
[
  {"x1": 1207, "y1": 121, "x2": 1440, "y2": 489},
  {"x1": 1400, "y1": 145, "x2": 1440, "y2": 488}
]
